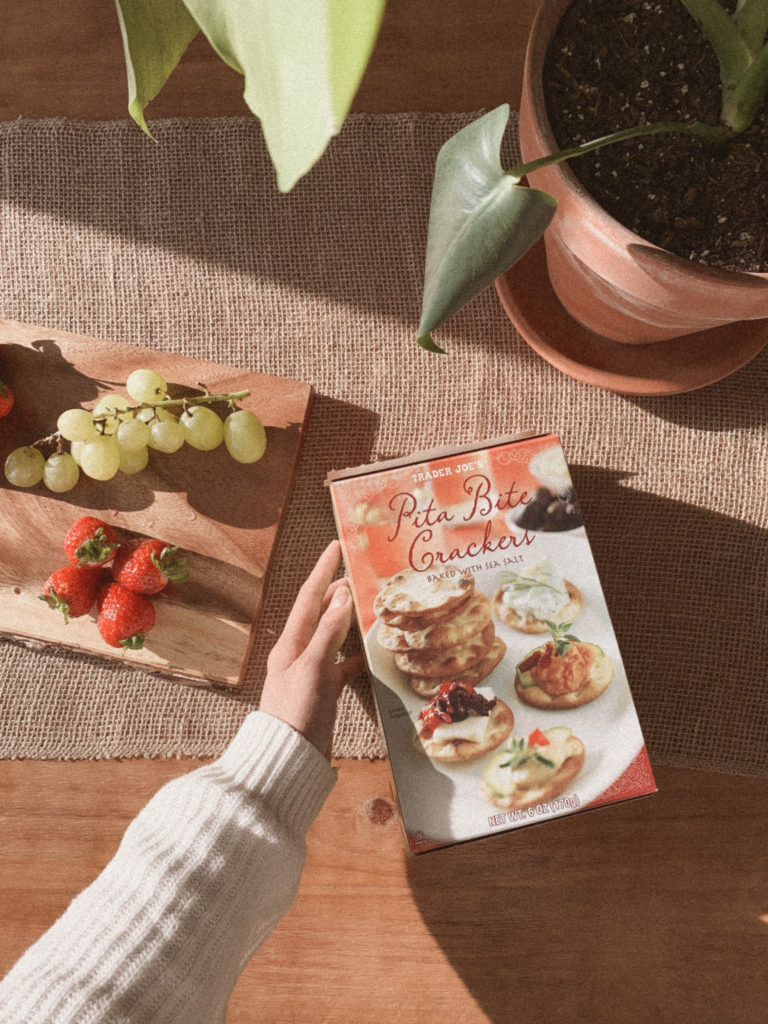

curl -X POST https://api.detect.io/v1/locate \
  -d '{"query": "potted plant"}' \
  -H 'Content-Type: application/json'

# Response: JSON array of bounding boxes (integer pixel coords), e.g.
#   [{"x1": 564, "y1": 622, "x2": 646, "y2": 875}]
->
[{"x1": 416, "y1": 0, "x2": 768, "y2": 391}]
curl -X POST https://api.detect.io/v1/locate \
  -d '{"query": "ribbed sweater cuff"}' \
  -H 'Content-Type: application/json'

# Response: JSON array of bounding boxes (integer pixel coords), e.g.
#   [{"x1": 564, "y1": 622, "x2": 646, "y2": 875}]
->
[{"x1": 214, "y1": 711, "x2": 337, "y2": 835}]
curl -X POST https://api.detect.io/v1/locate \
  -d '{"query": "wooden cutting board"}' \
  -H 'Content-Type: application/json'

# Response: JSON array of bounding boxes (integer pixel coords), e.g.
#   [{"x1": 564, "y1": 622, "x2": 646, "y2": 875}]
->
[{"x1": 0, "y1": 319, "x2": 312, "y2": 687}]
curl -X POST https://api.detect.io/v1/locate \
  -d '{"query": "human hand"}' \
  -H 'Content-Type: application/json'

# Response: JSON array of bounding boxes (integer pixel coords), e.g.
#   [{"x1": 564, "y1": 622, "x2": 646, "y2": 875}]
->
[{"x1": 259, "y1": 540, "x2": 358, "y2": 756}]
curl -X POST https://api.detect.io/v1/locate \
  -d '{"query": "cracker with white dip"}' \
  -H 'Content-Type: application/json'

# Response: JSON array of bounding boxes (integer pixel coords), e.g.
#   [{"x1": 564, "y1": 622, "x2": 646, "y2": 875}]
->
[
  {"x1": 481, "y1": 726, "x2": 585, "y2": 811},
  {"x1": 493, "y1": 557, "x2": 582, "y2": 634}
]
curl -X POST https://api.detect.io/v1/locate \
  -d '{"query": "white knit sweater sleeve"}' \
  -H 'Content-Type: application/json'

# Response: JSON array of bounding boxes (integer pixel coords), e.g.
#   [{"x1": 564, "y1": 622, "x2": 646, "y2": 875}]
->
[{"x1": 0, "y1": 711, "x2": 337, "y2": 1024}]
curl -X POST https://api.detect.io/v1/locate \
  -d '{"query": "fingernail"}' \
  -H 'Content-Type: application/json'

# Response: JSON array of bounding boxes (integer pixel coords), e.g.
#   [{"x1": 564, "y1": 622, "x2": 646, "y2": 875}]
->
[{"x1": 330, "y1": 585, "x2": 349, "y2": 608}]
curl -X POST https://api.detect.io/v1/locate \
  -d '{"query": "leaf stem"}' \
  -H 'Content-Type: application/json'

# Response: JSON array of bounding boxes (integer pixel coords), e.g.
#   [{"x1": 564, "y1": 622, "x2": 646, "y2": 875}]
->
[{"x1": 509, "y1": 120, "x2": 733, "y2": 180}]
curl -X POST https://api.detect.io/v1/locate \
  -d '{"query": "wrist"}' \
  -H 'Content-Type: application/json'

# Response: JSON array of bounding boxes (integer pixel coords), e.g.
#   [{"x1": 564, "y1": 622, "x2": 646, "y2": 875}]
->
[{"x1": 217, "y1": 711, "x2": 337, "y2": 832}]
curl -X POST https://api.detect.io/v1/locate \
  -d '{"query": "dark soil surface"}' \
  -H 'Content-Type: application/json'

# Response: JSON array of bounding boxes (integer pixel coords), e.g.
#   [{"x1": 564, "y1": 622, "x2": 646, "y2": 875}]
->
[{"x1": 543, "y1": 0, "x2": 768, "y2": 271}]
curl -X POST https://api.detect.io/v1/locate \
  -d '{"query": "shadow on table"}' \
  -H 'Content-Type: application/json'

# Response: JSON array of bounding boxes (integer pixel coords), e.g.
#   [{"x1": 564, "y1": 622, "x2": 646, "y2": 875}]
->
[
  {"x1": 401, "y1": 464, "x2": 767, "y2": 1020},
  {"x1": 2, "y1": 117, "x2": 439, "y2": 326},
  {"x1": 565, "y1": 463, "x2": 768, "y2": 776},
  {"x1": 403, "y1": 467, "x2": 767, "y2": 1021},
  {"x1": 207, "y1": 392, "x2": 382, "y2": 709},
  {"x1": 625, "y1": 354, "x2": 768, "y2": 431},
  {"x1": 405, "y1": 766, "x2": 768, "y2": 1023}
]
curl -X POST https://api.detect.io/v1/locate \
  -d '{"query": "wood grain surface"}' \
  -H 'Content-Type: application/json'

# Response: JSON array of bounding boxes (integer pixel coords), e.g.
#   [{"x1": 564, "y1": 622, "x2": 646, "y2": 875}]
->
[
  {"x1": 0, "y1": 319, "x2": 311, "y2": 686},
  {"x1": 0, "y1": 757, "x2": 765, "y2": 1024},
  {"x1": 0, "y1": 1, "x2": 542, "y2": 121}
]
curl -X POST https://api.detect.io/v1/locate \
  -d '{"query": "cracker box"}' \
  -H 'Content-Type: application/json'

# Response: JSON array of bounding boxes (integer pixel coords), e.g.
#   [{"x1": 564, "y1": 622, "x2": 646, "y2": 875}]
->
[{"x1": 327, "y1": 432, "x2": 656, "y2": 853}]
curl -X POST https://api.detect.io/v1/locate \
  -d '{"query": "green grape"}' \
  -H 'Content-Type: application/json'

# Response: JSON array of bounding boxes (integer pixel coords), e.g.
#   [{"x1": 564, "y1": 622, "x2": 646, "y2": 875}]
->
[
  {"x1": 57, "y1": 408, "x2": 97, "y2": 442},
  {"x1": 70, "y1": 440, "x2": 84, "y2": 466},
  {"x1": 43, "y1": 452, "x2": 80, "y2": 492},
  {"x1": 4, "y1": 446, "x2": 45, "y2": 487},
  {"x1": 180, "y1": 406, "x2": 224, "y2": 451},
  {"x1": 149, "y1": 419, "x2": 185, "y2": 453},
  {"x1": 119, "y1": 444, "x2": 149, "y2": 475},
  {"x1": 80, "y1": 436, "x2": 121, "y2": 481},
  {"x1": 92, "y1": 394, "x2": 132, "y2": 436},
  {"x1": 126, "y1": 368, "x2": 168, "y2": 404},
  {"x1": 116, "y1": 417, "x2": 151, "y2": 451},
  {"x1": 224, "y1": 410, "x2": 267, "y2": 464}
]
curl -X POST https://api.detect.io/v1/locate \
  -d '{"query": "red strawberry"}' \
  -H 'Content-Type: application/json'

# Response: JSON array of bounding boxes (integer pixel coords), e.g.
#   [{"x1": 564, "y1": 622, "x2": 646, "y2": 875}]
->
[
  {"x1": 40, "y1": 565, "x2": 104, "y2": 623},
  {"x1": 96, "y1": 581, "x2": 156, "y2": 649},
  {"x1": 0, "y1": 376, "x2": 13, "y2": 419},
  {"x1": 111, "y1": 538, "x2": 189, "y2": 595},
  {"x1": 64, "y1": 516, "x2": 120, "y2": 566}
]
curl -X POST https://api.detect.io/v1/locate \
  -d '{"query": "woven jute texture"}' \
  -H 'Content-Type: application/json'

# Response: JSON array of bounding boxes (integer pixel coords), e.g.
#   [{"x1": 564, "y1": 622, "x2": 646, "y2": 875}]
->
[{"x1": 1, "y1": 114, "x2": 766, "y2": 772}]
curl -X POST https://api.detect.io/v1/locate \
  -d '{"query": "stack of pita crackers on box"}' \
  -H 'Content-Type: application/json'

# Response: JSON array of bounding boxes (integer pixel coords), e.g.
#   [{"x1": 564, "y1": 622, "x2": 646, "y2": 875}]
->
[{"x1": 374, "y1": 568, "x2": 506, "y2": 697}]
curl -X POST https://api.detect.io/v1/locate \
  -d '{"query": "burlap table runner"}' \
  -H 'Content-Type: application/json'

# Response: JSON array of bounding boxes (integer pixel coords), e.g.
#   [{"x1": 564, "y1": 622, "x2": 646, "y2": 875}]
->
[{"x1": 1, "y1": 113, "x2": 766, "y2": 773}]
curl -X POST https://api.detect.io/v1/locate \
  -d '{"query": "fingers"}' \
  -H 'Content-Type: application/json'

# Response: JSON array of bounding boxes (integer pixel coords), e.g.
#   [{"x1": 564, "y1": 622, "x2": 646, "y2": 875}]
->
[
  {"x1": 332, "y1": 650, "x2": 367, "y2": 692},
  {"x1": 302, "y1": 581, "x2": 354, "y2": 677},
  {"x1": 321, "y1": 575, "x2": 349, "y2": 613},
  {"x1": 260, "y1": 541, "x2": 360, "y2": 756},
  {"x1": 271, "y1": 541, "x2": 344, "y2": 666}
]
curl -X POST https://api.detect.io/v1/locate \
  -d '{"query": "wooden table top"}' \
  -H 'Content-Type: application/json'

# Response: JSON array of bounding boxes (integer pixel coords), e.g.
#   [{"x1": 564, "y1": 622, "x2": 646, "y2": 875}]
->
[
  {"x1": 2, "y1": 757, "x2": 766, "y2": 1023},
  {"x1": 1, "y1": 0, "x2": 539, "y2": 121},
  {"x1": 2, "y1": 3, "x2": 767, "y2": 1021}
]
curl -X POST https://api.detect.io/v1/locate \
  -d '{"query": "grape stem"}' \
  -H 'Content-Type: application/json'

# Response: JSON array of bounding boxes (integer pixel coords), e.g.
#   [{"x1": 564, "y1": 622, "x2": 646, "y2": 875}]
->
[
  {"x1": 93, "y1": 388, "x2": 251, "y2": 424},
  {"x1": 30, "y1": 388, "x2": 251, "y2": 448},
  {"x1": 31, "y1": 431, "x2": 63, "y2": 452}
]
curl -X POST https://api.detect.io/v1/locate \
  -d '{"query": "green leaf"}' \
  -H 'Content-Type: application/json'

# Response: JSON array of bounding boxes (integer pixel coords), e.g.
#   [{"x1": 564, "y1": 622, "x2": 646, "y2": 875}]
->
[
  {"x1": 735, "y1": 0, "x2": 768, "y2": 51},
  {"x1": 533, "y1": 752, "x2": 556, "y2": 769},
  {"x1": 326, "y1": 1, "x2": 386, "y2": 125},
  {"x1": 120, "y1": 632, "x2": 147, "y2": 650},
  {"x1": 416, "y1": 104, "x2": 557, "y2": 345},
  {"x1": 678, "y1": 0, "x2": 750, "y2": 78},
  {"x1": 416, "y1": 333, "x2": 447, "y2": 354},
  {"x1": 499, "y1": 570, "x2": 562, "y2": 594},
  {"x1": 724, "y1": 40, "x2": 768, "y2": 132},
  {"x1": 115, "y1": 0, "x2": 200, "y2": 136},
  {"x1": 677, "y1": 0, "x2": 768, "y2": 129},
  {"x1": 182, "y1": 0, "x2": 385, "y2": 191}
]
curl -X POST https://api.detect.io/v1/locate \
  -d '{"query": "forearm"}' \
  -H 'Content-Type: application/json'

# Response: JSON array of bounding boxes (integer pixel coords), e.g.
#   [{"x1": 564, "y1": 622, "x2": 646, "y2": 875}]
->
[{"x1": 0, "y1": 712, "x2": 336, "y2": 1024}]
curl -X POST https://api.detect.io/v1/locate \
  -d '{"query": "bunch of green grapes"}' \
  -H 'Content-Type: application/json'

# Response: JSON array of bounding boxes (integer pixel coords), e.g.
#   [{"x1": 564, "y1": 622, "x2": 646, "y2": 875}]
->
[{"x1": 4, "y1": 369, "x2": 267, "y2": 493}]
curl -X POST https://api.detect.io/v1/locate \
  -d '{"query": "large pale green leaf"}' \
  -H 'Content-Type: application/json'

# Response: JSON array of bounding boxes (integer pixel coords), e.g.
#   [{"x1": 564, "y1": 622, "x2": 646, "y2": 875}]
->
[
  {"x1": 182, "y1": 0, "x2": 385, "y2": 191},
  {"x1": 327, "y1": 2, "x2": 386, "y2": 124},
  {"x1": 115, "y1": 0, "x2": 200, "y2": 135},
  {"x1": 417, "y1": 105, "x2": 557, "y2": 352}
]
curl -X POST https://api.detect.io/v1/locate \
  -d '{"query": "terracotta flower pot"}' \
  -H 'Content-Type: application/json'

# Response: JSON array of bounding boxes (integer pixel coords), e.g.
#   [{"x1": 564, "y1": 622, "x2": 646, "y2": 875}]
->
[{"x1": 512, "y1": 0, "x2": 768, "y2": 346}]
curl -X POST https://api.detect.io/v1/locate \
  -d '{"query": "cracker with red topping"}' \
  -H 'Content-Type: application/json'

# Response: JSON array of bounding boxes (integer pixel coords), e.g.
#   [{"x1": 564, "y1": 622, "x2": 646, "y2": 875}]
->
[
  {"x1": 515, "y1": 622, "x2": 613, "y2": 709},
  {"x1": 416, "y1": 682, "x2": 514, "y2": 763}
]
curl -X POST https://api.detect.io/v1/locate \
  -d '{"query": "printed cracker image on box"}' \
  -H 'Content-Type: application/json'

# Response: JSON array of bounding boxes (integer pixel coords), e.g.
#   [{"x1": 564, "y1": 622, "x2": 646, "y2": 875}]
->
[{"x1": 328, "y1": 432, "x2": 656, "y2": 853}]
